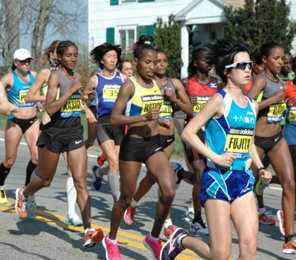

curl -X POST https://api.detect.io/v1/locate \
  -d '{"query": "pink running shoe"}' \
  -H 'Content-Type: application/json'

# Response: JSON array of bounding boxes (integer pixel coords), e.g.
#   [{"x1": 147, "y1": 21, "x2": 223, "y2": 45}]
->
[
  {"x1": 164, "y1": 225, "x2": 175, "y2": 240},
  {"x1": 102, "y1": 236, "x2": 122, "y2": 260},
  {"x1": 143, "y1": 233, "x2": 162, "y2": 260},
  {"x1": 124, "y1": 207, "x2": 136, "y2": 226}
]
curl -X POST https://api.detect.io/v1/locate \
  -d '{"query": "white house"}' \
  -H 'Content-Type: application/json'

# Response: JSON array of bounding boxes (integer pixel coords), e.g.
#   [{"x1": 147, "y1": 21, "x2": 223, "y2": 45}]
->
[{"x1": 88, "y1": 0, "x2": 296, "y2": 78}]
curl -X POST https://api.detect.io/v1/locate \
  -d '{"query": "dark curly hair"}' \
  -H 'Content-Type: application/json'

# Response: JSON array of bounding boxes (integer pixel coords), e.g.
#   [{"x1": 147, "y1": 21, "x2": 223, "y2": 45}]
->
[
  {"x1": 90, "y1": 43, "x2": 122, "y2": 69},
  {"x1": 188, "y1": 48, "x2": 209, "y2": 77}
]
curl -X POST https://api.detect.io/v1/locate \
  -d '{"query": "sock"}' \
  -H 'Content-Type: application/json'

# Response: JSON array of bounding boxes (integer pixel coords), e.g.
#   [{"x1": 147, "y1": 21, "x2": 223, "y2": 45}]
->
[
  {"x1": 285, "y1": 234, "x2": 294, "y2": 243},
  {"x1": 177, "y1": 234, "x2": 187, "y2": 250},
  {"x1": 0, "y1": 163, "x2": 11, "y2": 186},
  {"x1": 187, "y1": 207, "x2": 194, "y2": 213},
  {"x1": 149, "y1": 233, "x2": 159, "y2": 242},
  {"x1": 67, "y1": 176, "x2": 77, "y2": 215},
  {"x1": 164, "y1": 219, "x2": 173, "y2": 229},
  {"x1": 25, "y1": 160, "x2": 37, "y2": 186},
  {"x1": 108, "y1": 173, "x2": 120, "y2": 203},
  {"x1": 107, "y1": 235, "x2": 117, "y2": 244},
  {"x1": 192, "y1": 216, "x2": 202, "y2": 224},
  {"x1": 130, "y1": 199, "x2": 138, "y2": 209},
  {"x1": 177, "y1": 168, "x2": 183, "y2": 182},
  {"x1": 258, "y1": 207, "x2": 266, "y2": 215}
]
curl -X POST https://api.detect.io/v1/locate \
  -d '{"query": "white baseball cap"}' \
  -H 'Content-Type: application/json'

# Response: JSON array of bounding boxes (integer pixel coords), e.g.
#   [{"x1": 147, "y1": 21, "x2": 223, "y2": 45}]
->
[{"x1": 13, "y1": 48, "x2": 34, "y2": 61}]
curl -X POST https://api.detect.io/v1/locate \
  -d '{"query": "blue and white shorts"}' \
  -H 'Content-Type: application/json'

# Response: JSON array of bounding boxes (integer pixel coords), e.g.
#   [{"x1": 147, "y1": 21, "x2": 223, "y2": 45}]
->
[{"x1": 200, "y1": 167, "x2": 255, "y2": 206}]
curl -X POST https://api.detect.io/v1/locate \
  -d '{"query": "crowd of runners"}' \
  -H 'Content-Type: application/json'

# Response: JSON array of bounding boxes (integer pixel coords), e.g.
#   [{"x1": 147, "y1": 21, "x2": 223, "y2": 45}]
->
[{"x1": 0, "y1": 35, "x2": 295, "y2": 260}]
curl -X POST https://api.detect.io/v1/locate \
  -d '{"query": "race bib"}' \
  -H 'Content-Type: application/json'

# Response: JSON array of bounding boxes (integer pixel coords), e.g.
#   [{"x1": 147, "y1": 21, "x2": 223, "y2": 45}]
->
[
  {"x1": 141, "y1": 95, "x2": 163, "y2": 115},
  {"x1": 61, "y1": 94, "x2": 82, "y2": 118},
  {"x1": 18, "y1": 89, "x2": 35, "y2": 107},
  {"x1": 193, "y1": 96, "x2": 210, "y2": 116},
  {"x1": 159, "y1": 103, "x2": 173, "y2": 120},
  {"x1": 288, "y1": 107, "x2": 296, "y2": 124},
  {"x1": 103, "y1": 84, "x2": 120, "y2": 102},
  {"x1": 267, "y1": 103, "x2": 286, "y2": 123},
  {"x1": 224, "y1": 128, "x2": 254, "y2": 159}
]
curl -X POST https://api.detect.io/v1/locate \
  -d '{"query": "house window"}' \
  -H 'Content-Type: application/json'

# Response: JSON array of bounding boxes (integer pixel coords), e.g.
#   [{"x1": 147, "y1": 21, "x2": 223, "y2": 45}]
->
[{"x1": 119, "y1": 29, "x2": 135, "y2": 54}]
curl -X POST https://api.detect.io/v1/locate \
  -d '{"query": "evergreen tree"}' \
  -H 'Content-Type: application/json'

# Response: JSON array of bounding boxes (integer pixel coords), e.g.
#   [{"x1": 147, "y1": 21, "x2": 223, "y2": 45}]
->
[
  {"x1": 224, "y1": 0, "x2": 296, "y2": 51},
  {"x1": 154, "y1": 14, "x2": 182, "y2": 79}
]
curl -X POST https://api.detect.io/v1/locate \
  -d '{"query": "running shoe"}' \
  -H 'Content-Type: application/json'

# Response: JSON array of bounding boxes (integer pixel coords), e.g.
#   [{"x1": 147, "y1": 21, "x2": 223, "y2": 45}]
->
[
  {"x1": 170, "y1": 162, "x2": 183, "y2": 190},
  {"x1": 83, "y1": 228, "x2": 104, "y2": 248},
  {"x1": 0, "y1": 188, "x2": 8, "y2": 204},
  {"x1": 92, "y1": 165, "x2": 103, "y2": 191},
  {"x1": 163, "y1": 225, "x2": 175, "y2": 240},
  {"x1": 184, "y1": 209, "x2": 194, "y2": 223},
  {"x1": 258, "y1": 210, "x2": 275, "y2": 225},
  {"x1": 160, "y1": 228, "x2": 189, "y2": 260},
  {"x1": 124, "y1": 207, "x2": 136, "y2": 226},
  {"x1": 97, "y1": 152, "x2": 107, "y2": 167},
  {"x1": 190, "y1": 219, "x2": 209, "y2": 235},
  {"x1": 283, "y1": 237, "x2": 296, "y2": 254},
  {"x1": 143, "y1": 233, "x2": 162, "y2": 260},
  {"x1": 102, "y1": 235, "x2": 122, "y2": 260},
  {"x1": 15, "y1": 187, "x2": 28, "y2": 218},
  {"x1": 65, "y1": 212, "x2": 83, "y2": 226},
  {"x1": 277, "y1": 210, "x2": 285, "y2": 236},
  {"x1": 255, "y1": 178, "x2": 268, "y2": 196}
]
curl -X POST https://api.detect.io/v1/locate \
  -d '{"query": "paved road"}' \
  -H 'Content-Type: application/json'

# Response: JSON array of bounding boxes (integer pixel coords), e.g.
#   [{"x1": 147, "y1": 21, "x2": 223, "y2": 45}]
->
[{"x1": 0, "y1": 133, "x2": 294, "y2": 260}]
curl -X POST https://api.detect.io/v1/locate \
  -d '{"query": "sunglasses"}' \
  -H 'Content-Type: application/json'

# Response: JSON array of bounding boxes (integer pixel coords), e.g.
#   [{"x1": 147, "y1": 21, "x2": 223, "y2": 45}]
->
[
  {"x1": 225, "y1": 61, "x2": 253, "y2": 70},
  {"x1": 18, "y1": 59, "x2": 31, "y2": 64}
]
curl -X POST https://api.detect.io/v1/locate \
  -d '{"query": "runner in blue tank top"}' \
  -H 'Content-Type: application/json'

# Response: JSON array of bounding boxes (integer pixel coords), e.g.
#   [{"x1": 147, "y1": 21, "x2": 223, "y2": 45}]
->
[
  {"x1": 161, "y1": 39, "x2": 272, "y2": 260},
  {"x1": 84, "y1": 43, "x2": 127, "y2": 203},
  {"x1": 0, "y1": 48, "x2": 39, "y2": 204}
]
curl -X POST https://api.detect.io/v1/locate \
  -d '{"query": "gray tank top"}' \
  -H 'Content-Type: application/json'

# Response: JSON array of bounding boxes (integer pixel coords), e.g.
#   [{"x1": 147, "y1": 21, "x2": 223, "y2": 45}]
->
[
  {"x1": 257, "y1": 73, "x2": 286, "y2": 123},
  {"x1": 48, "y1": 70, "x2": 82, "y2": 128},
  {"x1": 159, "y1": 78, "x2": 176, "y2": 120}
]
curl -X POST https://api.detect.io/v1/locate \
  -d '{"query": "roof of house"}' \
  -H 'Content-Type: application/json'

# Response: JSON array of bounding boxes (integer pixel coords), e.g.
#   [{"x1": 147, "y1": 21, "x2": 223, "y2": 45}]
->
[{"x1": 222, "y1": 0, "x2": 245, "y2": 9}]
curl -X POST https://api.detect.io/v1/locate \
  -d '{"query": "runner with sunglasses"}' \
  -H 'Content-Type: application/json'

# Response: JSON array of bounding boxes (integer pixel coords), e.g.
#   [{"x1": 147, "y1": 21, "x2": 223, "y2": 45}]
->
[
  {"x1": 0, "y1": 49, "x2": 38, "y2": 204},
  {"x1": 160, "y1": 38, "x2": 272, "y2": 260},
  {"x1": 247, "y1": 42, "x2": 296, "y2": 254}
]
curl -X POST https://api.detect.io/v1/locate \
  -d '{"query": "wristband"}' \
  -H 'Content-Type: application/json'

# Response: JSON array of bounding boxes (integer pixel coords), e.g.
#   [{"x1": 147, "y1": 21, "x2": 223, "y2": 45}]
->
[{"x1": 257, "y1": 167, "x2": 266, "y2": 176}]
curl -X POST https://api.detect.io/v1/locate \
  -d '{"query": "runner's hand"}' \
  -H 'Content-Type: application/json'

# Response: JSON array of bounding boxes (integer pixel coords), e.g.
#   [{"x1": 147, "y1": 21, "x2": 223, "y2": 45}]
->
[
  {"x1": 164, "y1": 87, "x2": 176, "y2": 102},
  {"x1": 158, "y1": 118, "x2": 171, "y2": 128},
  {"x1": 273, "y1": 89, "x2": 286, "y2": 103},
  {"x1": 143, "y1": 107, "x2": 160, "y2": 122},
  {"x1": 215, "y1": 152, "x2": 237, "y2": 167},
  {"x1": 286, "y1": 96, "x2": 295, "y2": 108},
  {"x1": 72, "y1": 78, "x2": 84, "y2": 93},
  {"x1": 259, "y1": 169, "x2": 272, "y2": 185},
  {"x1": 190, "y1": 95, "x2": 197, "y2": 106}
]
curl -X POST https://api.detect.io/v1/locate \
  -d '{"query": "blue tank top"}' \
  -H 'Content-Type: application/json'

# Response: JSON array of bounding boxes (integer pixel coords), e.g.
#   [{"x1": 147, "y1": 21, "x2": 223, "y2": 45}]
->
[
  {"x1": 7, "y1": 71, "x2": 35, "y2": 108},
  {"x1": 96, "y1": 71, "x2": 124, "y2": 118},
  {"x1": 205, "y1": 90, "x2": 256, "y2": 171}
]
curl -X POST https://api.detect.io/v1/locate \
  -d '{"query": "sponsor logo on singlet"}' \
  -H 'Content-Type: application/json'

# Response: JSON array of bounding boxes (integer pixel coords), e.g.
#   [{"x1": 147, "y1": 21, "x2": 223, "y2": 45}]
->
[
  {"x1": 267, "y1": 102, "x2": 286, "y2": 123},
  {"x1": 141, "y1": 95, "x2": 163, "y2": 114},
  {"x1": 61, "y1": 93, "x2": 82, "y2": 118},
  {"x1": 193, "y1": 96, "x2": 211, "y2": 116},
  {"x1": 102, "y1": 84, "x2": 121, "y2": 102}
]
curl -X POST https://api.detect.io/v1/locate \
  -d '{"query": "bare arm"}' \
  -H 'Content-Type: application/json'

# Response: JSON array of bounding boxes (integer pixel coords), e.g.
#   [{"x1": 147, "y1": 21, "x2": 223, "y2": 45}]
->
[
  {"x1": 46, "y1": 72, "x2": 83, "y2": 116},
  {"x1": 25, "y1": 68, "x2": 50, "y2": 103},
  {"x1": 171, "y1": 78, "x2": 193, "y2": 116},
  {"x1": 110, "y1": 79, "x2": 159, "y2": 126},
  {"x1": 0, "y1": 82, "x2": 10, "y2": 116},
  {"x1": 82, "y1": 75, "x2": 97, "y2": 101}
]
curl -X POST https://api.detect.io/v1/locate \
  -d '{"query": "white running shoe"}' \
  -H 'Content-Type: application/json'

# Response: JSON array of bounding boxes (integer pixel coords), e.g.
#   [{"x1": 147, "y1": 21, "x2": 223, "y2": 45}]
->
[
  {"x1": 66, "y1": 212, "x2": 83, "y2": 226},
  {"x1": 184, "y1": 209, "x2": 195, "y2": 223},
  {"x1": 190, "y1": 219, "x2": 209, "y2": 235}
]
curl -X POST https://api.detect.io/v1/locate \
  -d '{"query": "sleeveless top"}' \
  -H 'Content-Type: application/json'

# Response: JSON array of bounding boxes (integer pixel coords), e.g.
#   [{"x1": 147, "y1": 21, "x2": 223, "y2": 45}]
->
[
  {"x1": 187, "y1": 76, "x2": 219, "y2": 119},
  {"x1": 125, "y1": 76, "x2": 163, "y2": 117},
  {"x1": 48, "y1": 70, "x2": 82, "y2": 128},
  {"x1": 257, "y1": 73, "x2": 286, "y2": 123},
  {"x1": 96, "y1": 71, "x2": 124, "y2": 119},
  {"x1": 159, "y1": 78, "x2": 176, "y2": 120},
  {"x1": 7, "y1": 71, "x2": 35, "y2": 108},
  {"x1": 40, "y1": 67, "x2": 60, "y2": 99},
  {"x1": 205, "y1": 90, "x2": 256, "y2": 171},
  {"x1": 285, "y1": 80, "x2": 296, "y2": 125}
]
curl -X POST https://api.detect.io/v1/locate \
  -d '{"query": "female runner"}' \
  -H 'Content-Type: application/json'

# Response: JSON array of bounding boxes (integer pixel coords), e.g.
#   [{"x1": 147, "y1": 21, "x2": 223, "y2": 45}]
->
[
  {"x1": 161, "y1": 38, "x2": 272, "y2": 260},
  {"x1": 15, "y1": 41, "x2": 103, "y2": 247},
  {"x1": 0, "y1": 49, "x2": 38, "y2": 204},
  {"x1": 247, "y1": 42, "x2": 296, "y2": 253},
  {"x1": 101, "y1": 35, "x2": 175, "y2": 260}
]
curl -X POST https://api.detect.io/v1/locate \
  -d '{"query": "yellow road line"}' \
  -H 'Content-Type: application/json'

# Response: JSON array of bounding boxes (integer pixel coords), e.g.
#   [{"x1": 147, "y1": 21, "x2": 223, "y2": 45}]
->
[{"x1": 0, "y1": 202, "x2": 234, "y2": 260}]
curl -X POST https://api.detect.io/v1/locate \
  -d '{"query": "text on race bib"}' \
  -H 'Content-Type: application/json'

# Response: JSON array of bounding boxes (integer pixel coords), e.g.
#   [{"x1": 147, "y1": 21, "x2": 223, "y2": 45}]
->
[
  {"x1": 224, "y1": 128, "x2": 254, "y2": 155},
  {"x1": 159, "y1": 104, "x2": 173, "y2": 119},
  {"x1": 289, "y1": 107, "x2": 296, "y2": 122},
  {"x1": 267, "y1": 103, "x2": 286, "y2": 118},
  {"x1": 19, "y1": 89, "x2": 29, "y2": 103},
  {"x1": 102, "y1": 84, "x2": 121, "y2": 101},
  {"x1": 193, "y1": 96, "x2": 211, "y2": 114},
  {"x1": 61, "y1": 99, "x2": 82, "y2": 113},
  {"x1": 141, "y1": 95, "x2": 164, "y2": 114}
]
